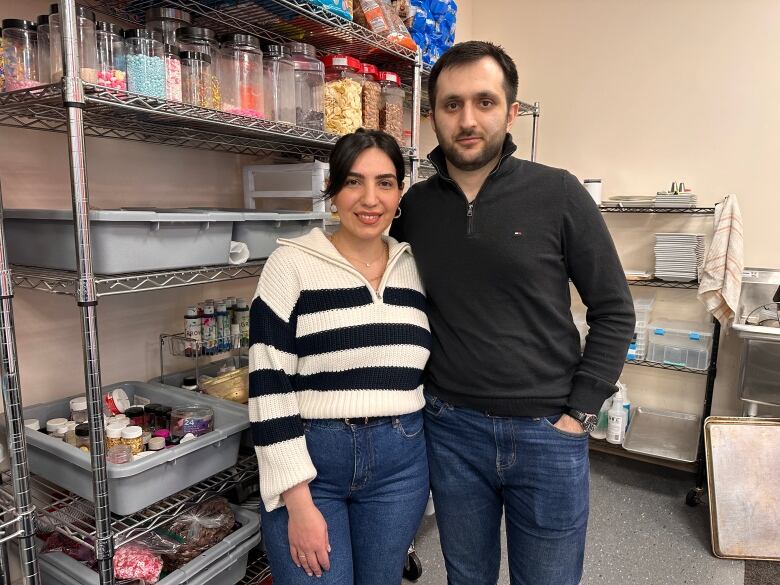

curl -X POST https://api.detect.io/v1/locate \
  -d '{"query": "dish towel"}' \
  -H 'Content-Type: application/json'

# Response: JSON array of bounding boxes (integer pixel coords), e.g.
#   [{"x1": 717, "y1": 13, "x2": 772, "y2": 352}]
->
[{"x1": 697, "y1": 194, "x2": 744, "y2": 328}]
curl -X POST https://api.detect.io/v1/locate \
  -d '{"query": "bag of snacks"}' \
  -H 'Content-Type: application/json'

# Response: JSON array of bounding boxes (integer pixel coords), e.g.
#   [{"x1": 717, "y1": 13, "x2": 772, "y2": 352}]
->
[
  {"x1": 354, "y1": 0, "x2": 417, "y2": 51},
  {"x1": 306, "y1": 0, "x2": 353, "y2": 20}
]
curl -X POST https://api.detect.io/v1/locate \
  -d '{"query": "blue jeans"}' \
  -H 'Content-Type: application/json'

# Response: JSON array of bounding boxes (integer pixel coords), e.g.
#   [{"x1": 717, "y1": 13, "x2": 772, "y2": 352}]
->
[
  {"x1": 424, "y1": 393, "x2": 589, "y2": 585},
  {"x1": 260, "y1": 411, "x2": 429, "y2": 585}
]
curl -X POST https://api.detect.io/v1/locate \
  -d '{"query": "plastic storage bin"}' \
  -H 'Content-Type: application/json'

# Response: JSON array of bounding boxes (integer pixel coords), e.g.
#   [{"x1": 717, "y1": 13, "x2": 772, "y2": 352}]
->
[
  {"x1": 234, "y1": 211, "x2": 327, "y2": 259},
  {"x1": 646, "y1": 319, "x2": 714, "y2": 370},
  {"x1": 630, "y1": 295, "x2": 655, "y2": 360},
  {"x1": 3, "y1": 209, "x2": 238, "y2": 274},
  {"x1": 38, "y1": 504, "x2": 261, "y2": 585},
  {"x1": 243, "y1": 161, "x2": 329, "y2": 211},
  {"x1": 0, "y1": 381, "x2": 248, "y2": 515}
]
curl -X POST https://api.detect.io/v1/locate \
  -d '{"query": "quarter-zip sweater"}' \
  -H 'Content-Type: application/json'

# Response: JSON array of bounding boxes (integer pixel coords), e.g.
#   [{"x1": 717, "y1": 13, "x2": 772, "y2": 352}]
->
[
  {"x1": 391, "y1": 134, "x2": 635, "y2": 417},
  {"x1": 249, "y1": 228, "x2": 431, "y2": 511}
]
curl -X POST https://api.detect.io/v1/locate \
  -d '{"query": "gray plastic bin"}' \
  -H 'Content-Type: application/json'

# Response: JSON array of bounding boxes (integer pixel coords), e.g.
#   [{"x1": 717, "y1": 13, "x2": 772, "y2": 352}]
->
[
  {"x1": 4, "y1": 209, "x2": 240, "y2": 274},
  {"x1": 3, "y1": 381, "x2": 248, "y2": 515},
  {"x1": 233, "y1": 211, "x2": 327, "y2": 259},
  {"x1": 38, "y1": 504, "x2": 261, "y2": 585}
]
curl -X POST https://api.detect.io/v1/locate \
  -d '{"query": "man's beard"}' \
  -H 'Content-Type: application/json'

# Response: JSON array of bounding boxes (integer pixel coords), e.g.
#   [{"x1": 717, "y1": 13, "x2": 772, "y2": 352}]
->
[{"x1": 436, "y1": 129, "x2": 505, "y2": 172}]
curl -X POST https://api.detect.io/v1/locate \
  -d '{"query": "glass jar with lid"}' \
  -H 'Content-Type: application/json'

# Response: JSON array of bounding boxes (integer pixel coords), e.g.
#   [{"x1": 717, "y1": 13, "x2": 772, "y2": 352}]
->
[
  {"x1": 163, "y1": 44, "x2": 182, "y2": 101},
  {"x1": 286, "y1": 42, "x2": 324, "y2": 130},
  {"x1": 36, "y1": 14, "x2": 50, "y2": 84},
  {"x1": 263, "y1": 44, "x2": 295, "y2": 124},
  {"x1": 96, "y1": 21, "x2": 126, "y2": 90},
  {"x1": 322, "y1": 55, "x2": 363, "y2": 135},
  {"x1": 49, "y1": 3, "x2": 98, "y2": 84},
  {"x1": 144, "y1": 6, "x2": 191, "y2": 46},
  {"x1": 176, "y1": 27, "x2": 221, "y2": 109},
  {"x1": 180, "y1": 51, "x2": 212, "y2": 108},
  {"x1": 359, "y1": 63, "x2": 381, "y2": 130},
  {"x1": 121, "y1": 425, "x2": 143, "y2": 455},
  {"x1": 75, "y1": 423, "x2": 91, "y2": 451},
  {"x1": 124, "y1": 29, "x2": 165, "y2": 99},
  {"x1": 69, "y1": 396, "x2": 88, "y2": 424},
  {"x1": 1, "y1": 20, "x2": 42, "y2": 92},
  {"x1": 378, "y1": 71, "x2": 405, "y2": 143},
  {"x1": 220, "y1": 33, "x2": 264, "y2": 118}
]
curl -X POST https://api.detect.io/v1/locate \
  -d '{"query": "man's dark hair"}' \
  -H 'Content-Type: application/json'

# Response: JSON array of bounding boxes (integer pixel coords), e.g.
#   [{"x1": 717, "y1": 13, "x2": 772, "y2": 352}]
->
[
  {"x1": 323, "y1": 129, "x2": 405, "y2": 199},
  {"x1": 428, "y1": 41, "x2": 519, "y2": 112}
]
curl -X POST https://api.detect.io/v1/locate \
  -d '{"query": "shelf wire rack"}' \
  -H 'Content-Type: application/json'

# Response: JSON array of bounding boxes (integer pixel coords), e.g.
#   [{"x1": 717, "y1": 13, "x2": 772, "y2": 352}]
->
[
  {"x1": 600, "y1": 205, "x2": 716, "y2": 214},
  {"x1": 624, "y1": 358, "x2": 709, "y2": 376}
]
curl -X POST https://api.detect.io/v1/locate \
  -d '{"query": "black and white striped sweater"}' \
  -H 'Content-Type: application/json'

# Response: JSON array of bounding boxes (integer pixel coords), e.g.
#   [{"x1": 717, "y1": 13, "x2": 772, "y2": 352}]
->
[{"x1": 249, "y1": 228, "x2": 431, "y2": 511}]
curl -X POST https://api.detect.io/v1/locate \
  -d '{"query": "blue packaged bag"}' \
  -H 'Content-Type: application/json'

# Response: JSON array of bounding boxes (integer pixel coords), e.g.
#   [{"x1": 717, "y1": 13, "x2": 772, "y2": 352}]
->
[{"x1": 305, "y1": 0, "x2": 353, "y2": 20}]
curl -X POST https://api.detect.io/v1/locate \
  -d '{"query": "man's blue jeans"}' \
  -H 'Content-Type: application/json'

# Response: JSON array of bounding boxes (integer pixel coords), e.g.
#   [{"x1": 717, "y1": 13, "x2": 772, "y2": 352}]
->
[
  {"x1": 424, "y1": 393, "x2": 589, "y2": 585},
  {"x1": 260, "y1": 412, "x2": 429, "y2": 585}
]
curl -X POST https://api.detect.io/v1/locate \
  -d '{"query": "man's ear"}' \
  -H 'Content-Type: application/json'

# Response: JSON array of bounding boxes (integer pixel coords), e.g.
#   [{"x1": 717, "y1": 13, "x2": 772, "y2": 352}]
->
[{"x1": 506, "y1": 101, "x2": 520, "y2": 132}]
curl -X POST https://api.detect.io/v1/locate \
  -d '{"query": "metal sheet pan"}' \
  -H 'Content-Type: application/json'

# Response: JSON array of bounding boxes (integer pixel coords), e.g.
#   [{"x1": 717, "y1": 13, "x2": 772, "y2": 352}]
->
[
  {"x1": 704, "y1": 416, "x2": 780, "y2": 561},
  {"x1": 622, "y1": 407, "x2": 700, "y2": 463}
]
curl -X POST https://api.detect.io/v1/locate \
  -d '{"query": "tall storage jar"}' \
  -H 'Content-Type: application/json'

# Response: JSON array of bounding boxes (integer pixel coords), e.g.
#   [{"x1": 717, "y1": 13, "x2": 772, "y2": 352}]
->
[
  {"x1": 220, "y1": 33, "x2": 264, "y2": 118},
  {"x1": 1, "y1": 20, "x2": 42, "y2": 91},
  {"x1": 323, "y1": 54, "x2": 362, "y2": 135},
  {"x1": 379, "y1": 71, "x2": 405, "y2": 143},
  {"x1": 36, "y1": 14, "x2": 50, "y2": 84},
  {"x1": 0, "y1": 26, "x2": 5, "y2": 92},
  {"x1": 124, "y1": 29, "x2": 165, "y2": 99},
  {"x1": 49, "y1": 3, "x2": 98, "y2": 84},
  {"x1": 96, "y1": 21, "x2": 125, "y2": 90},
  {"x1": 181, "y1": 51, "x2": 212, "y2": 108},
  {"x1": 286, "y1": 42, "x2": 324, "y2": 130},
  {"x1": 145, "y1": 6, "x2": 191, "y2": 46},
  {"x1": 163, "y1": 44, "x2": 182, "y2": 101},
  {"x1": 360, "y1": 62, "x2": 380, "y2": 130},
  {"x1": 263, "y1": 44, "x2": 295, "y2": 124},
  {"x1": 176, "y1": 26, "x2": 221, "y2": 109}
]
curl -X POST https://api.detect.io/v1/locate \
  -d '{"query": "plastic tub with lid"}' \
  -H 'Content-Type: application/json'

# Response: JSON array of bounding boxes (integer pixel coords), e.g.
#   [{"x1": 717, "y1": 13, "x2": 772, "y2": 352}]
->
[
  {"x1": 219, "y1": 33, "x2": 264, "y2": 118},
  {"x1": 323, "y1": 54, "x2": 362, "y2": 135},
  {"x1": 286, "y1": 42, "x2": 324, "y2": 130}
]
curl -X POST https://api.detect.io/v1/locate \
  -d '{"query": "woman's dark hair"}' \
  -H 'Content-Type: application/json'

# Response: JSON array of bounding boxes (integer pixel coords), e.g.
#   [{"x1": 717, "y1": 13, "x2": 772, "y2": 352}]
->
[{"x1": 323, "y1": 129, "x2": 405, "y2": 200}]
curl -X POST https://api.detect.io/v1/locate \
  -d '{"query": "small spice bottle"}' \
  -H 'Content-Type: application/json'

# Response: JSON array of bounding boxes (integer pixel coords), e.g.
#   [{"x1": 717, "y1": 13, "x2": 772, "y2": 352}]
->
[
  {"x1": 148, "y1": 437, "x2": 166, "y2": 452},
  {"x1": 64, "y1": 429, "x2": 79, "y2": 447},
  {"x1": 75, "y1": 424, "x2": 91, "y2": 451},
  {"x1": 105, "y1": 423, "x2": 124, "y2": 450},
  {"x1": 144, "y1": 404, "x2": 162, "y2": 431},
  {"x1": 156, "y1": 406, "x2": 172, "y2": 431},
  {"x1": 124, "y1": 406, "x2": 146, "y2": 429},
  {"x1": 107, "y1": 444, "x2": 133, "y2": 464},
  {"x1": 46, "y1": 417, "x2": 68, "y2": 435},
  {"x1": 153, "y1": 428, "x2": 170, "y2": 441},
  {"x1": 70, "y1": 397, "x2": 88, "y2": 424},
  {"x1": 121, "y1": 425, "x2": 144, "y2": 455}
]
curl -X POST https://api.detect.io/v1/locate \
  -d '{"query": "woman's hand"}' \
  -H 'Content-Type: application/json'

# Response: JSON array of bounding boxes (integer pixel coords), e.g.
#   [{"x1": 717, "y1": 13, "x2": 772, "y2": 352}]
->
[{"x1": 283, "y1": 483, "x2": 331, "y2": 577}]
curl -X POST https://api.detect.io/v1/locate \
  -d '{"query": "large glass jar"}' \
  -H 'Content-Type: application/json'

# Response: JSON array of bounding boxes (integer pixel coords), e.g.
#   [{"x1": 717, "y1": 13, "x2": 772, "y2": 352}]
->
[
  {"x1": 144, "y1": 6, "x2": 191, "y2": 46},
  {"x1": 96, "y1": 21, "x2": 125, "y2": 90},
  {"x1": 286, "y1": 42, "x2": 324, "y2": 130},
  {"x1": 1, "y1": 20, "x2": 42, "y2": 91},
  {"x1": 176, "y1": 27, "x2": 221, "y2": 109},
  {"x1": 220, "y1": 33, "x2": 264, "y2": 118},
  {"x1": 379, "y1": 71, "x2": 405, "y2": 143},
  {"x1": 360, "y1": 62, "x2": 380, "y2": 130},
  {"x1": 124, "y1": 29, "x2": 165, "y2": 99},
  {"x1": 36, "y1": 15, "x2": 50, "y2": 84},
  {"x1": 49, "y1": 4, "x2": 98, "y2": 84},
  {"x1": 263, "y1": 44, "x2": 295, "y2": 124},
  {"x1": 180, "y1": 51, "x2": 212, "y2": 108},
  {"x1": 163, "y1": 44, "x2": 182, "y2": 101},
  {"x1": 322, "y1": 55, "x2": 362, "y2": 135}
]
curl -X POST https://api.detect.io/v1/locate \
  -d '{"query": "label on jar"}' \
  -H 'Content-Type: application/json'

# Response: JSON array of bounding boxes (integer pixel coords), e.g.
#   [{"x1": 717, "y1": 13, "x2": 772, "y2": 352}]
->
[{"x1": 177, "y1": 415, "x2": 213, "y2": 436}]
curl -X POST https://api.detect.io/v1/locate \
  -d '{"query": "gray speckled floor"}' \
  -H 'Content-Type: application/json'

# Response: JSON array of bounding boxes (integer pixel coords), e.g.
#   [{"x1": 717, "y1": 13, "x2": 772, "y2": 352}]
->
[{"x1": 408, "y1": 451, "x2": 746, "y2": 585}]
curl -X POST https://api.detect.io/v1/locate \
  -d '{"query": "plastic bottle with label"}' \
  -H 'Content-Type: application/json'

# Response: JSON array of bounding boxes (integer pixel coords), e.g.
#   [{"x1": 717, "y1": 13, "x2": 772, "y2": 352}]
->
[
  {"x1": 590, "y1": 396, "x2": 612, "y2": 440},
  {"x1": 606, "y1": 387, "x2": 626, "y2": 445}
]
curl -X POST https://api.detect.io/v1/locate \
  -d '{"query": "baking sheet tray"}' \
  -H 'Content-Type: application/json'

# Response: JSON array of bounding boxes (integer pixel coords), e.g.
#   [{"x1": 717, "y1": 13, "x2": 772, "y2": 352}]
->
[
  {"x1": 622, "y1": 407, "x2": 700, "y2": 463},
  {"x1": 704, "y1": 416, "x2": 780, "y2": 561}
]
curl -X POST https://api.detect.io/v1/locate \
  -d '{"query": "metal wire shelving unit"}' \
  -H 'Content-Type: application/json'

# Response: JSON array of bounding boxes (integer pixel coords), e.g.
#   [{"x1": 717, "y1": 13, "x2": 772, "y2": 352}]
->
[{"x1": 599, "y1": 205, "x2": 715, "y2": 215}]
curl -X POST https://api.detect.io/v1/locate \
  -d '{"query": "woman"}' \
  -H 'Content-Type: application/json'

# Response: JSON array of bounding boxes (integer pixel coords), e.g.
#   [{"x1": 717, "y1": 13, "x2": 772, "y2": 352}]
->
[{"x1": 250, "y1": 129, "x2": 431, "y2": 584}]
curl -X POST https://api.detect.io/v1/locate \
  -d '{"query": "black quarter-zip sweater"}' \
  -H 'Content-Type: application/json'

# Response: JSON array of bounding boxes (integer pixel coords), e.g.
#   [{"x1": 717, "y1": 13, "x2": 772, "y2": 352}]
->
[{"x1": 391, "y1": 134, "x2": 635, "y2": 416}]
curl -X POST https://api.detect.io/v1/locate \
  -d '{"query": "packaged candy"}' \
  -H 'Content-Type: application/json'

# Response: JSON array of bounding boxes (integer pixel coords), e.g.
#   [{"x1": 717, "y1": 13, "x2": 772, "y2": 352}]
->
[{"x1": 353, "y1": 0, "x2": 417, "y2": 52}]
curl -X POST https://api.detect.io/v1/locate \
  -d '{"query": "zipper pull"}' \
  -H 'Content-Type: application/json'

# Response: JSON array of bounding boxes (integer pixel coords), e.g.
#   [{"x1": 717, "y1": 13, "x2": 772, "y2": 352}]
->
[{"x1": 467, "y1": 203, "x2": 474, "y2": 217}]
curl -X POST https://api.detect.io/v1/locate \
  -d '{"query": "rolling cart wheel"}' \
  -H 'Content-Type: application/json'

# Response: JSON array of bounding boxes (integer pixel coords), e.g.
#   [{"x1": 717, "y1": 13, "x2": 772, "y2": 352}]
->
[
  {"x1": 686, "y1": 488, "x2": 703, "y2": 507},
  {"x1": 403, "y1": 551, "x2": 423, "y2": 581}
]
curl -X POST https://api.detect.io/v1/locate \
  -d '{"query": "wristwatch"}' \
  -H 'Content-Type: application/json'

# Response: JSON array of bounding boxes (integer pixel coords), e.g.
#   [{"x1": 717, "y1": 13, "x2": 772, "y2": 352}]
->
[{"x1": 565, "y1": 408, "x2": 598, "y2": 434}]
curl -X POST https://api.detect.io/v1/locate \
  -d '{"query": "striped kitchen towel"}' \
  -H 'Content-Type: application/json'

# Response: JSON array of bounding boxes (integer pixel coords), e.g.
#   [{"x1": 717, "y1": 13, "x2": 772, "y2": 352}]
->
[{"x1": 697, "y1": 194, "x2": 744, "y2": 328}]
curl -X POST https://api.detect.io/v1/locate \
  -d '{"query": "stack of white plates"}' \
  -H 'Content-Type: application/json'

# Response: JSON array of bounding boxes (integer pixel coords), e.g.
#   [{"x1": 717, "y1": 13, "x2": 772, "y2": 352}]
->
[
  {"x1": 606, "y1": 195, "x2": 656, "y2": 207},
  {"x1": 654, "y1": 233, "x2": 705, "y2": 282},
  {"x1": 655, "y1": 191, "x2": 697, "y2": 207}
]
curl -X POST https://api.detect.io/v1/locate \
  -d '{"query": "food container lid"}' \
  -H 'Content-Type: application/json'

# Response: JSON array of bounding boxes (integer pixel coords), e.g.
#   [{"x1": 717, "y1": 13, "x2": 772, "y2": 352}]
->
[
  {"x1": 322, "y1": 55, "x2": 361, "y2": 72},
  {"x1": 105, "y1": 388, "x2": 130, "y2": 414},
  {"x1": 96, "y1": 21, "x2": 123, "y2": 35},
  {"x1": 148, "y1": 437, "x2": 166, "y2": 450},
  {"x1": 157, "y1": 405, "x2": 172, "y2": 415},
  {"x1": 49, "y1": 4, "x2": 95, "y2": 21},
  {"x1": 153, "y1": 428, "x2": 171, "y2": 439},
  {"x1": 46, "y1": 418, "x2": 69, "y2": 432},
  {"x1": 24, "y1": 419, "x2": 40, "y2": 431},
  {"x1": 182, "y1": 376, "x2": 198, "y2": 387},
  {"x1": 106, "y1": 424, "x2": 125, "y2": 438},
  {"x1": 114, "y1": 413, "x2": 128, "y2": 421},
  {"x1": 179, "y1": 51, "x2": 211, "y2": 64},
  {"x1": 124, "y1": 28, "x2": 163, "y2": 42},
  {"x1": 286, "y1": 42, "x2": 316, "y2": 57},
  {"x1": 36, "y1": 14, "x2": 49, "y2": 27},
  {"x1": 121, "y1": 426, "x2": 143, "y2": 439},
  {"x1": 75, "y1": 424, "x2": 90, "y2": 437},
  {"x1": 264, "y1": 44, "x2": 291, "y2": 59},
  {"x1": 360, "y1": 63, "x2": 379, "y2": 78},
  {"x1": 172, "y1": 405, "x2": 213, "y2": 417},
  {"x1": 145, "y1": 7, "x2": 192, "y2": 24},
  {"x1": 378, "y1": 71, "x2": 401, "y2": 86},
  {"x1": 124, "y1": 406, "x2": 145, "y2": 417},
  {"x1": 2, "y1": 19, "x2": 36, "y2": 31},
  {"x1": 70, "y1": 397, "x2": 88, "y2": 411},
  {"x1": 65, "y1": 421, "x2": 78, "y2": 431},
  {"x1": 176, "y1": 26, "x2": 216, "y2": 42},
  {"x1": 220, "y1": 33, "x2": 261, "y2": 49},
  {"x1": 145, "y1": 403, "x2": 163, "y2": 414}
]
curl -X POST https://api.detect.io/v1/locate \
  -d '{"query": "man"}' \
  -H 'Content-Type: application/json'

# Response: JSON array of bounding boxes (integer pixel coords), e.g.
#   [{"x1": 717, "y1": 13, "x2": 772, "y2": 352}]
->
[{"x1": 390, "y1": 41, "x2": 635, "y2": 585}]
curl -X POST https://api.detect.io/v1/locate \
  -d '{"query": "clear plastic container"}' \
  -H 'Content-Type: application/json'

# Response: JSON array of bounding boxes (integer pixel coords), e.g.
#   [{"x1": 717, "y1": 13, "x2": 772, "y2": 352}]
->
[
  {"x1": 69, "y1": 397, "x2": 88, "y2": 424},
  {"x1": 106, "y1": 443, "x2": 133, "y2": 464},
  {"x1": 378, "y1": 70, "x2": 405, "y2": 143},
  {"x1": 646, "y1": 319, "x2": 714, "y2": 370},
  {"x1": 36, "y1": 15, "x2": 50, "y2": 84},
  {"x1": 170, "y1": 406, "x2": 214, "y2": 438},
  {"x1": 163, "y1": 44, "x2": 182, "y2": 101},
  {"x1": 96, "y1": 21, "x2": 126, "y2": 90},
  {"x1": 323, "y1": 54, "x2": 363, "y2": 135},
  {"x1": 144, "y1": 6, "x2": 191, "y2": 46},
  {"x1": 286, "y1": 42, "x2": 324, "y2": 130},
  {"x1": 177, "y1": 27, "x2": 221, "y2": 109},
  {"x1": 49, "y1": 4, "x2": 98, "y2": 84},
  {"x1": 0, "y1": 27, "x2": 5, "y2": 92},
  {"x1": 105, "y1": 423, "x2": 124, "y2": 451},
  {"x1": 74, "y1": 424, "x2": 90, "y2": 451},
  {"x1": 124, "y1": 29, "x2": 165, "y2": 98},
  {"x1": 1, "y1": 19, "x2": 43, "y2": 91},
  {"x1": 360, "y1": 62, "x2": 381, "y2": 130},
  {"x1": 220, "y1": 33, "x2": 264, "y2": 118},
  {"x1": 263, "y1": 44, "x2": 295, "y2": 124},
  {"x1": 121, "y1": 425, "x2": 144, "y2": 455},
  {"x1": 180, "y1": 51, "x2": 212, "y2": 108}
]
